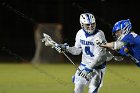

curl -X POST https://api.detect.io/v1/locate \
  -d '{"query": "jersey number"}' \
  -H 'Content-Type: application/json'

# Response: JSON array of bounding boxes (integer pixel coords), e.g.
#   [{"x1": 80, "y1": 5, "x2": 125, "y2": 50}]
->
[{"x1": 85, "y1": 46, "x2": 94, "y2": 57}]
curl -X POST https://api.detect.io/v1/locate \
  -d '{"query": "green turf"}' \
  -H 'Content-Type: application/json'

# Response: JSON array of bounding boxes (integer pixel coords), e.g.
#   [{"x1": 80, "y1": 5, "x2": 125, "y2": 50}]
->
[{"x1": 0, "y1": 63, "x2": 140, "y2": 93}]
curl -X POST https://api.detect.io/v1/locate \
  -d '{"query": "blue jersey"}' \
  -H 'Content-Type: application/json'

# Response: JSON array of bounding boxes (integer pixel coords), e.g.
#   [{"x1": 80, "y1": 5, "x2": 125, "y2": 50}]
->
[{"x1": 119, "y1": 32, "x2": 140, "y2": 64}]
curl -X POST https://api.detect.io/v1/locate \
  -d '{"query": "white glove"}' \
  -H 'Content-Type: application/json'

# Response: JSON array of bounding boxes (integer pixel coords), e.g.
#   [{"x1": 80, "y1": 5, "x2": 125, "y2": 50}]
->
[
  {"x1": 94, "y1": 37, "x2": 107, "y2": 46},
  {"x1": 55, "y1": 43, "x2": 69, "y2": 53},
  {"x1": 79, "y1": 67, "x2": 93, "y2": 80},
  {"x1": 54, "y1": 45, "x2": 63, "y2": 53}
]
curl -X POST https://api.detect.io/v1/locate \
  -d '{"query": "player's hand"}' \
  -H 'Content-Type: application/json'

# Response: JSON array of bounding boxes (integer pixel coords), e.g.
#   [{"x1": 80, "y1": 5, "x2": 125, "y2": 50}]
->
[
  {"x1": 53, "y1": 45, "x2": 63, "y2": 53},
  {"x1": 54, "y1": 43, "x2": 69, "y2": 53},
  {"x1": 78, "y1": 67, "x2": 93, "y2": 80},
  {"x1": 95, "y1": 37, "x2": 107, "y2": 46},
  {"x1": 56, "y1": 43, "x2": 69, "y2": 52}
]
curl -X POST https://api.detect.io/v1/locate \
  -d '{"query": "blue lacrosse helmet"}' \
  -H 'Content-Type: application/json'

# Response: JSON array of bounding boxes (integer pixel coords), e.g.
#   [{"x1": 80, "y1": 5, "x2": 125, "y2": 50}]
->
[{"x1": 112, "y1": 19, "x2": 132, "y2": 40}]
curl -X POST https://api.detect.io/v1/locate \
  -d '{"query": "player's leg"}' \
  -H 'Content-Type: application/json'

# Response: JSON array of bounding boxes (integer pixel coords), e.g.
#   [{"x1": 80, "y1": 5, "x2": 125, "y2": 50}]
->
[
  {"x1": 72, "y1": 65, "x2": 88, "y2": 93},
  {"x1": 72, "y1": 72, "x2": 85, "y2": 93},
  {"x1": 88, "y1": 67, "x2": 106, "y2": 93},
  {"x1": 74, "y1": 83, "x2": 84, "y2": 93}
]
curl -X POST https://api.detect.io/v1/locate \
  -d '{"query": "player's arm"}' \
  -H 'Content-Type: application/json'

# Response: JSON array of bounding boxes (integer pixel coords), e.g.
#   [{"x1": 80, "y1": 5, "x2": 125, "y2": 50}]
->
[
  {"x1": 68, "y1": 31, "x2": 82, "y2": 55},
  {"x1": 67, "y1": 47, "x2": 82, "y2": 55},
  {"x1": 100, "y1": 41, "x2": 127, "y2": 50},
  {"x1": 55, "y1": 43, "x2": 82, "y2": 55},
  {"x1": 55, "y1": 30, "x2": 83, "y2": 55},
  {"x1": 100, "y1": 42, "x2": 113, "y2": 48}
]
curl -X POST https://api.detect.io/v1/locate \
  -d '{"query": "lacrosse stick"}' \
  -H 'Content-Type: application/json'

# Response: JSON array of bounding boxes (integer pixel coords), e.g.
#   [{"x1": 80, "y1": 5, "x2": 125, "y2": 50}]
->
[
  {"x1": 41, "y1": 33, "x2": 95, "y2": 81},
  {"x1": 127, "y1": 53, "x2": 139, "y2": 63},
  {"x1": 112, "y1": 50, "x2": 139, "y2": 63},
  {"x1": 41, "y1": 33, "x2": 57, "y2": 47},
  {"x1": 41, "y1": 33, "x2": 80, "y2": 71},
  {"x1": 113, "y1": 55, "x2": 123, "y2": 61}
]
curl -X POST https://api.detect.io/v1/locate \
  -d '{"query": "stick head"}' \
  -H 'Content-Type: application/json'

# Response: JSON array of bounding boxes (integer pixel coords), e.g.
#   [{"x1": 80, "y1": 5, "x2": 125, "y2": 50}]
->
[{"x1": 41, "y1": 33, "x2": 57, "y2": 47}]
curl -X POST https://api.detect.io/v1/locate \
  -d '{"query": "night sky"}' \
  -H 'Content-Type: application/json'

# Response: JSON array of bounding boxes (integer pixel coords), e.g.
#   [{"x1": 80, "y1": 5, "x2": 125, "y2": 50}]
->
[{"x1": 0, "y1": 0, "x2": 140, "y2": 61}]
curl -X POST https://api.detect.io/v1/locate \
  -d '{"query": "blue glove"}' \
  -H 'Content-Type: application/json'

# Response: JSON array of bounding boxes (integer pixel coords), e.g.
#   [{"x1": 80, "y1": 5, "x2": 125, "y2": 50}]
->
[{"x1": 79, "y1": 67, "x2": 93, "y2": 79}]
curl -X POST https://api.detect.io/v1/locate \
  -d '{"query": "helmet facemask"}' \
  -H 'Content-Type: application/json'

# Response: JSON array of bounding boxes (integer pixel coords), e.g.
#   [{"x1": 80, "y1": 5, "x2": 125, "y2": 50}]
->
[
  {"x1": 112, "y1": 30, "x2": 123, "y2": 41},
  {"x1": 81, "y1": 23, "x2": 96, "y2": 34},
  {"x1": 80, "y1": 13, "x2": 96, "y2": 35}
]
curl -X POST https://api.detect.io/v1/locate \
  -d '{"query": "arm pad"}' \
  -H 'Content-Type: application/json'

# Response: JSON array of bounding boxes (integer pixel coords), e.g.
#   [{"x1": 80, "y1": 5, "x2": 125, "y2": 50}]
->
[
  {"x1": 113, "y1": 41, "x2": 126, "y2": 50},
  {"x1": 67, "y1": 46, "x2": 82, "y2": 55}
]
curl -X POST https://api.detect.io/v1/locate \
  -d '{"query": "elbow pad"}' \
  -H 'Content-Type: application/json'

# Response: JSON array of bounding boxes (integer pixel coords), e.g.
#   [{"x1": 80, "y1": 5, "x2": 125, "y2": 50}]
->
[
  {"x1": 113, "y1": 41, "x2": 126, "y2": 50},
  {"x1": 68, "y1": 47, "x2": 82, "y2": 55}
]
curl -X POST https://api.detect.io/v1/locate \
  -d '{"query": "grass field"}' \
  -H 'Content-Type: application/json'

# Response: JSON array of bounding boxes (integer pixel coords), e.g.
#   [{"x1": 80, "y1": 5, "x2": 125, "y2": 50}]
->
[{"x1": 0, "y1": 63, "x2": 140, "y2": 93}]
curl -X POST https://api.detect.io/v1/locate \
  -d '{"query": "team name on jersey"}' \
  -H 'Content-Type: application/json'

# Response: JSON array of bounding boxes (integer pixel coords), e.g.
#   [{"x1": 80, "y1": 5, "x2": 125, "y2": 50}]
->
[{"x1": 80, "y1": 39, "x2": 94, "y2": 45}]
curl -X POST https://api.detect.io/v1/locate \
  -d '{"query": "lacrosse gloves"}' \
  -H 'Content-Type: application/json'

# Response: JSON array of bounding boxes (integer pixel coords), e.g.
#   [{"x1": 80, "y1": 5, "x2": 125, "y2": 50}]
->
[
  {"x1": 55, "y1": 43, "x2": 69, "y2": 53},
  {"x1": 79, "y1": 67, "x2": 93, "y2": 80}
]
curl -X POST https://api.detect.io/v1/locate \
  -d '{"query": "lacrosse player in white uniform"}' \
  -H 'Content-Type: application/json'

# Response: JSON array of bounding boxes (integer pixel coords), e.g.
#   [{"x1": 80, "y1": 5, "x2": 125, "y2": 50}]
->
[{"x1": 56, "y1": 13, "x2": 113, "y2": 93}]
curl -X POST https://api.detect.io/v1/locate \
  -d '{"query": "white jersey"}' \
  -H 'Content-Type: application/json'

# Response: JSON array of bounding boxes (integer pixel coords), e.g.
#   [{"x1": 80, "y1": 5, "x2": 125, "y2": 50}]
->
[{"x1": 69, "y1": 29, "x2": 108, "y2": 69}]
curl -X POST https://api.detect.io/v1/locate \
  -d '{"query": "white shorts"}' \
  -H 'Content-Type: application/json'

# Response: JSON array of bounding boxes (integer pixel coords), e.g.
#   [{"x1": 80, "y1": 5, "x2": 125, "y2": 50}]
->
[{"x1": 72, "y1": 62, "x2": 106, "y2": 86}]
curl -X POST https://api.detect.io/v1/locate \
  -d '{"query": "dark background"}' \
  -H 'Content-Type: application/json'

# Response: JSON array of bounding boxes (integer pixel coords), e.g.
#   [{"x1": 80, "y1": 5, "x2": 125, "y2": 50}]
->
[{"x1": 0, "y1": 0, "x2": 140, "y2": 62}]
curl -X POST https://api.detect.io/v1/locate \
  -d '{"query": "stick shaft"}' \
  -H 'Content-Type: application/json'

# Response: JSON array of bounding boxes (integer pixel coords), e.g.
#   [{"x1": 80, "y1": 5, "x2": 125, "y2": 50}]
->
[{"x1": 62, "y1": 51, "x2": 80, "y2": 71}]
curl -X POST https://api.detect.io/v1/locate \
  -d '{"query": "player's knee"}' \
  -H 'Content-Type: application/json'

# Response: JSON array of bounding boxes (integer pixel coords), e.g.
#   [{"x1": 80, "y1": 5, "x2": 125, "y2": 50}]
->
[
  {"x1": 74, "y1": 84, "x2": 84, "y2": 93},
  {"x1": 88, "y1": 76, "x2": 102, "y2": 93},
  {"x1": 88, "y1": 85, "x2": 100, "y2": 93},
  {"x1": 88, "y1": 82, "x2": 102, "y2": 93}
]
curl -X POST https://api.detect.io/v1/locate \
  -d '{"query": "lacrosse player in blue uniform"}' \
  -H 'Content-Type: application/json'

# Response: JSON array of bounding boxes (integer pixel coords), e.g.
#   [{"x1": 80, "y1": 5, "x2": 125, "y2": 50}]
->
[
  {"x1": 100, "y1": 19, "x2": 140, "y2": 67},
  {"x1": 56, "y1": 13, "x2": 113, "y2": 93}
]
